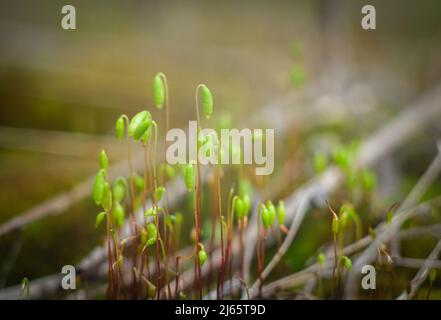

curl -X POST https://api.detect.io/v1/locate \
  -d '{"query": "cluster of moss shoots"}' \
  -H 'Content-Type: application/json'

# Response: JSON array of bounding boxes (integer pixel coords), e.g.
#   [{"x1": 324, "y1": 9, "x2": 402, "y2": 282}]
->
[
  {"x1": 91, "y1": 72, "x2": 291, "y2": 300},
  {"x1": 90, "y1": 73, "x2": 437, "y2": 300}
]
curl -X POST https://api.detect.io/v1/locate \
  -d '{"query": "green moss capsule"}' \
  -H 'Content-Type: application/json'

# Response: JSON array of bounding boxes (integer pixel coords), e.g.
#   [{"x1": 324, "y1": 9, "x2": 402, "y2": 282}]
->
[
  {"x1": 340, "y1": 203, "x2": 355, "y2": 219},
  {"x1": 152, "y1": 73, "x2": 165, "y2": 109},
  {"x1": 332, "y1": 146, "x2": 352, "y2": 170},
  {"x1": 339, "y1": 211, "x2": 348, "y2": 231},
  {"x1": 113, "y1": 202, "x2": 125, "y2": 228},
  {"x1": 95, "y1": 211, "x2": 107, "y2": 228},
  {"x1": 235, "y1": 197, "x2": 245, "y2": 219},
  {"x1": 146, "y1": 222, "x2": 157, "y2": 246},
  {"x1": 99, "y1": 149, "x2": 108, "y2": 170},
  {"x1": 342, "y1": 256, "x2": 352, "y2": 270},
  {"x1": 134, "y1": 119, "x2": 152, "y2": 141},
  {"x1": 133, "y1": 173, "x2": 145, "y2": 192},
  {"x1": 184, "y1": 163, "x2": 195, "y2": 191},
  {"x1": 199, "y1": 248, "x2": 207, "y2": 267},
  {"x1": 20, "y1": 277, "x2": 30, "y2": 300},
  {"x1": 92, "y1": 170, "x2": 106, "y2": 205},
  {"x1": 155, "y1": 186, "x2": 165, "y2": 202},
  {"x1": 200, "y1": 85, "x2": 213, "y2": 119},
  {"x1": 198, "y1": 132, "x2": 217, "y2": 158},
  {"x1": 115, "y1": 116, "x2": 125, "y2": 141},
  {"x1": 101, "y1": 182, "x2": 112, "y2": 211},
  {"x1": 128, "y1": 111, "x2": 152, "y2": 140},
  {"x1": 112, "y1": 177, "x2": 126, "y2": 203},
  {"x1": 277, "y1": 200, "x2": 286, "y2": 225},
  {"x1": 145, "y1": 207, "x2": 160, "y2": 217},
  {"x1": 261, "y1": 205, "x2": 273, "y2": 229}
]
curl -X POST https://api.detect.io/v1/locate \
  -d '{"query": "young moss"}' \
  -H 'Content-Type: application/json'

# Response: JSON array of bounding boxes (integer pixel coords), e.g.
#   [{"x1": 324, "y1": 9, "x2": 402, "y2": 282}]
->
[
  {"x1": 112, "y1": 177, "x2": 126, "y2": 203},
  {"x1": 155, "y1": 186, "x2": 166, "y2": 202},
  {"x1": 19, "y1": 277, "x2": 30, "y2": 300},
  {"x1": 277, "y1": 200, "x2": 288, "y2": 233},
  {"x1": 114, "y1": 113, "x2": 140, "y2": 295},
  {"x1": 95, "y1": 211, "x2": 107, "y2": 228},
  {"x1": 200, "y1": 85, "x2": 213, "y2": 120},
  {"x1": 193, "y1": 83, "x2": 214, "y2": 299},
  {"x1": 129, "y1": 111, "x2": 153, "y2": 141},
  {"x1": 146, "y1": 222, "x2": 158, "y2": 246},
  {"x1": 99, "y1": 149, "x2": 109, "y2": 170},
  {"x1": 92, "y1": 149, "x2": 120, "y2": 298},
  {"x1": 152, "y1": 73, "x2": 166, "y2": 109},
  {"x1": 184, "y1": 162, "x2": 196, "y2": 191},
  {"x1": 92, "y1": 170, "x2": 106, "y2": 206},
  {"x1": 113, "y1": 202, "x2": 125, "y2": 228},
  {"x1": 198, "y1": 243, "x2": 208, "y2": 267},
  {"x1": 115, "y1": 116, "x2": 125, "y2": 141},
  {"x1": 262, "y1": 201, "x2": 276, "y2": 231}
]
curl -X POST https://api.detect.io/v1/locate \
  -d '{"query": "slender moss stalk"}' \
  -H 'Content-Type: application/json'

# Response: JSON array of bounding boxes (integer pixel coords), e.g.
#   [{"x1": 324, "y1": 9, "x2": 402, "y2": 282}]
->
[
  {"x1": 118, "y1": 114, "x2": 139, "y2": 295},
  {"x1": 139, "y1": 141, "x2": 151, "y2": 296},
  {"x1": 147, "y1": 121, "x2": 162, "y2": 299},
  {"x1": 218, "y1": 187, "x2": 234, "y2": 298},
  {"x1": 208, "y1": 170, "x2": 218, "y2": 294},
  {"x1": 153, "y1": 72, "x2": 173, "y2": 298},
  {"x1": 174, "y1": 245, "x2": 198, "y2": 298},
  {"x1": 326, "y1": 201, "x2": 340, "y2": 298},
  {"x1": 192, "y1": 83, "x2": 213, "y2": 299},
  {"x1": 335, "y1": 256, "x2": 352, "y2": 294},
  {"x1": 153, "y1": 72, "x2": 170, "y2": 183},
  {"x1": 238, "y1": 218, "x2": 244, "y2": 280}
]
